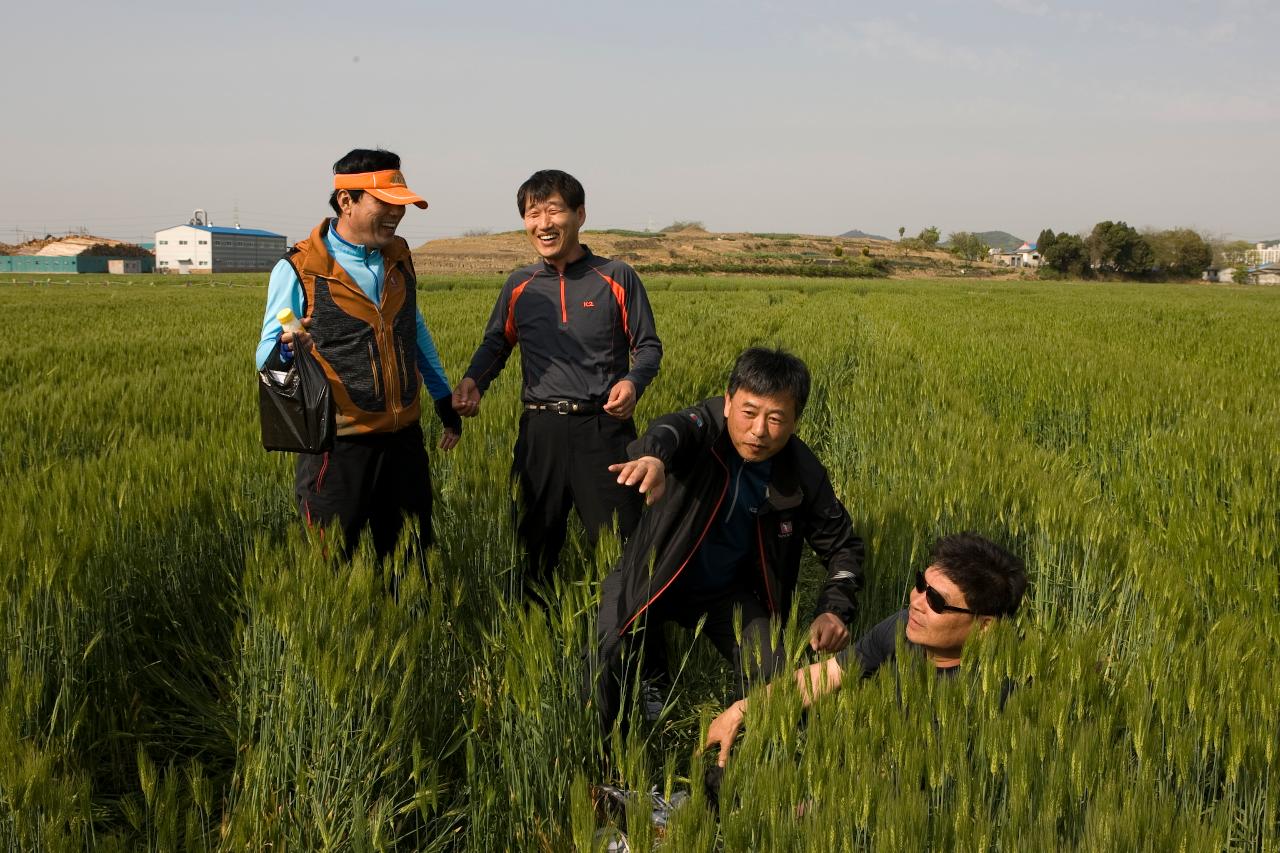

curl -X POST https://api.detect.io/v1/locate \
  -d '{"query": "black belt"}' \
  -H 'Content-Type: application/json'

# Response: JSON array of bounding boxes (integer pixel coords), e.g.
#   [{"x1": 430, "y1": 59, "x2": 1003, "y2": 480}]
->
[{"x1": 525, "y1": 400, "x2": 600, "y2": 415}]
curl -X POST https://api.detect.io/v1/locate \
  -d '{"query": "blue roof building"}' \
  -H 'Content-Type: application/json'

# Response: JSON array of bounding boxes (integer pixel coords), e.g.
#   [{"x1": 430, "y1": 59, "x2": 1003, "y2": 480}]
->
[
  {"x1": 155, "y1": 215, "x2": 287, "y2": 274},
  {"x1": 183, "y1": 225, "x2": 286, "y2": 240}
]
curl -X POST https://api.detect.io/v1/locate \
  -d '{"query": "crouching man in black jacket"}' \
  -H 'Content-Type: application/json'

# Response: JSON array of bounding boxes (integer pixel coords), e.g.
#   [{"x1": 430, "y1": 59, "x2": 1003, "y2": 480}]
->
[{"x1": 593, "y1": 347, "x2": 865, "y2": 727}]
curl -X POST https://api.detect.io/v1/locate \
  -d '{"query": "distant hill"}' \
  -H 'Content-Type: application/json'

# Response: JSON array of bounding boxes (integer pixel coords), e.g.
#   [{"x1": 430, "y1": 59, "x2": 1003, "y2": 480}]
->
[
  {"x1": 972, "y1": 231, "x2": 1025, "y2": 251},
  {"x1": 412, "y1": 226, "x2": 1027, "y2": 279},
  {"x1": 838, "y1": 229, "x2": 891, "y2": 241}
]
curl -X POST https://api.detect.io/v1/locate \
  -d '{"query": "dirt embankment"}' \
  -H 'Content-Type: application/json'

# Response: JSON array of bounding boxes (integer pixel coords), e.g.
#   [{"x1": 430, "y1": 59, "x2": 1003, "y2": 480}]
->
[
  {"x1": 411, "y1": 227, "x2": 1008, "y2": 279},
  {"x1": 1, "y1": 235, "x2": 153, "y2": 257}
]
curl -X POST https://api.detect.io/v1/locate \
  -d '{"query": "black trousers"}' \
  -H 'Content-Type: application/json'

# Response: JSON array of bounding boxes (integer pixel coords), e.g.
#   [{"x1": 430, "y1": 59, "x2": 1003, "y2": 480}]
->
[
  {"x1": 645, "y1": 583, "x2": 786, "y2": 686},
  {"x1": 512, "y1": 410, "x2": 642, "y2": 589},
  {"x1": 595, "y1": 575, "x2": 787, "y2": 728},
  {"x1": 294, "y1": 421, "x2": 433, "y2": 562}
]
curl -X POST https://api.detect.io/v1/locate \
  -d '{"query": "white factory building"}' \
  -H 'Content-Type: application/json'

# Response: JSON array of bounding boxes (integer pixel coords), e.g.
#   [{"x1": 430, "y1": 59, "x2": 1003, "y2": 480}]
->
[{"x1": 155, "y1": 211, "x2": 287, "y2": 273}]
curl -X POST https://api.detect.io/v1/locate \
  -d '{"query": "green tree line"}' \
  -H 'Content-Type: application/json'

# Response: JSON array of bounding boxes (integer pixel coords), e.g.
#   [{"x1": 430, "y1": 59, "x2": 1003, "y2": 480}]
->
[{"x1": 1036, "y1": 223, "x2": 1214, "y2": 280}]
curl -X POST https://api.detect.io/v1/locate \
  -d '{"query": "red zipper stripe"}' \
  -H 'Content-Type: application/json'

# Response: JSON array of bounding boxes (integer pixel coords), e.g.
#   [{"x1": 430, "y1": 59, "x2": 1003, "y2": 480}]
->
[
  {"x1": 559, "y1": 274, "x2": 567, "y2": 324},
  {"x1": 756, "y1": 517, "x2": 776, "y2": 613}
]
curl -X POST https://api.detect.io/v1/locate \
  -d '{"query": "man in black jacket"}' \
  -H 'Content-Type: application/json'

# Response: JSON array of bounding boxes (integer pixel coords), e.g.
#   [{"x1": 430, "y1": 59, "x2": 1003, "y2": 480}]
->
[{"x1": 593, "y1": 347, "x2": 864, "y2": 726}]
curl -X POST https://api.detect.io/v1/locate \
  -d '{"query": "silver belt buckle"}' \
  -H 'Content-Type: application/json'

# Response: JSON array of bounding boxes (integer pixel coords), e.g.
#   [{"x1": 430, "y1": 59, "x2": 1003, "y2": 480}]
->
[{"x1": 553, "y1": 400, "x2": 573, "y2": 415}]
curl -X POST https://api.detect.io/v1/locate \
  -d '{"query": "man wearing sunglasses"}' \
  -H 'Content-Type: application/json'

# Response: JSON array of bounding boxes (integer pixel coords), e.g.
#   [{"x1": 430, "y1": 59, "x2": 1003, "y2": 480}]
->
[{"x1": 704, "y1": 532, "x2": 1026, "y2": 767}]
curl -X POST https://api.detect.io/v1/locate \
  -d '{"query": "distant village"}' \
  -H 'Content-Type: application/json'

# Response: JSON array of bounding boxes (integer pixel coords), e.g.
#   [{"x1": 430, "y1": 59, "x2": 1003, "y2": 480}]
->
[
  {"x1": 987, "y1": 240, "x2": 1280, "y2": 284},
  {"x1": 1202, "y1": 244, "x2": 1280, "y2": 284},
  {"x1": 0, "y1": 209, "x2": 285, "y2": 276},
  {"x1": 2, "y1": 210, "x2": 1278, "y2": 284}
]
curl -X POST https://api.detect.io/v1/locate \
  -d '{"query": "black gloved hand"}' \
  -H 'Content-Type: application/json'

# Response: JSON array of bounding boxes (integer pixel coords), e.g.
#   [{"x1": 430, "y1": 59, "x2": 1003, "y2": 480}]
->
[{"x1": 434, "y1": 395, "x2": 463, "y2": 434}]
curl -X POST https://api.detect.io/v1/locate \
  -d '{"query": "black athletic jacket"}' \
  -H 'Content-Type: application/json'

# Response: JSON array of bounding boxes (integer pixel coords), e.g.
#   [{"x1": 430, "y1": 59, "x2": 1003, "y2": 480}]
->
[
  {"x1": 463, "y1": 247, "x2": 662, "y2": 403},
  {"x1": 596, "y1": 398, "x2": 865, "y2": 660}
]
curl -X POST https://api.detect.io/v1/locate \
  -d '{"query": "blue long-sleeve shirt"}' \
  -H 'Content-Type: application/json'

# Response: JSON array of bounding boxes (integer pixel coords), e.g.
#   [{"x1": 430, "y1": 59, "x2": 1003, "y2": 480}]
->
[{"x1": 254, "y1": 221, "x2": 451, "y2": 401}]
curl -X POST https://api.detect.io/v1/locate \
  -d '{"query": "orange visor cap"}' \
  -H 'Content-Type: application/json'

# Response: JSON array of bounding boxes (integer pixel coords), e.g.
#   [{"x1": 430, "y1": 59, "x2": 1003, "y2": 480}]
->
[{"x1": 333, "y1": 169, "x2": 428, "y2": 208}]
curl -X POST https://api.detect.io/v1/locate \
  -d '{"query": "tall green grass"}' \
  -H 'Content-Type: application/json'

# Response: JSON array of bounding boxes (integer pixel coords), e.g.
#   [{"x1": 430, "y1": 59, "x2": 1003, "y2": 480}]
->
[{"x1": 1, "y1": 274, "x2": 1276, "y2": 849}]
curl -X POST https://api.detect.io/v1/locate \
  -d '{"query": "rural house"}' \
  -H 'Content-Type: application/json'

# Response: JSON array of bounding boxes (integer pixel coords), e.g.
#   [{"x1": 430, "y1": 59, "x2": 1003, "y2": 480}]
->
[
  {"x1": 1252, "y1": 262, "x2": 1280, "y2": 285},
  {"x1": 988, "y1": 241, "x2": 1041, "y2": 269}
]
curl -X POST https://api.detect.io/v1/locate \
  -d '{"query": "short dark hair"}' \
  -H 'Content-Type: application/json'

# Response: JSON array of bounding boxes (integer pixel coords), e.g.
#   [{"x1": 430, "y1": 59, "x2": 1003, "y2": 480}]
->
[
  {"x1": 329, "y1": 148, "x2": 401, "y2": 216},
  {"x1": 726, "y1": 347, "x2": 812, "y2": 418},
  {"x1": 516, "y1": 169, "x2": 585, "y2": 216},
  {"x1": 929, "y1": 533, "x2": 1027, "y2": 617}
]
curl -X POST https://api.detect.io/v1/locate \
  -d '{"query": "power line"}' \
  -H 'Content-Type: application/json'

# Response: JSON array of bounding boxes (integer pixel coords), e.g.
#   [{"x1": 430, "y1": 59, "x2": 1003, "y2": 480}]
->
[{"x1": 0, "y1": 212, "x2": 193, "y2": 225}]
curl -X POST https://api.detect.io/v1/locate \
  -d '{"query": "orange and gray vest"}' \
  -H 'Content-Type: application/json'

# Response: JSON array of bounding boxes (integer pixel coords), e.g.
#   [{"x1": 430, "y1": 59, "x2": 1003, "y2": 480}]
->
[{"x1": 285, "y1": 220, "x2": 421, "y2": 436}]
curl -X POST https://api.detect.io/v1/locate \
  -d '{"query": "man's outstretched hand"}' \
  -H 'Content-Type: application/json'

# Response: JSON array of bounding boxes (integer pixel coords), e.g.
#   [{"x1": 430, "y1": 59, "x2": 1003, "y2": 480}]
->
[{"x1": 608, "y1": 455, "x2": 666, "y2": 505}]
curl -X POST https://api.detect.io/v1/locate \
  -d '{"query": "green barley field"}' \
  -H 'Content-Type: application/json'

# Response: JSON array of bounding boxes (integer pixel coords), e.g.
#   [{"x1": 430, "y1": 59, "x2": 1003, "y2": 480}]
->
[{"x1": 2, "y1": 272, "x2": 1277, "y2": 851}]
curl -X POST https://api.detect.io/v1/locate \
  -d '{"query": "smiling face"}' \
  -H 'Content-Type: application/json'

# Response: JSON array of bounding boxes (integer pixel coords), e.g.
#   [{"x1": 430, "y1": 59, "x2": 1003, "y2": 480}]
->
[
  {"x1": 905, "y1": 565, "x2": 992, "y2": 665},
  {"x1": 723, "y1": 389, "x2": 798, "y2": 463},
  {"x1": 523, "y1": 192, "x2": 586, "y2": 270},
  {"x1": 336, "y1": 190, "x2": 405, "y2": 250}
]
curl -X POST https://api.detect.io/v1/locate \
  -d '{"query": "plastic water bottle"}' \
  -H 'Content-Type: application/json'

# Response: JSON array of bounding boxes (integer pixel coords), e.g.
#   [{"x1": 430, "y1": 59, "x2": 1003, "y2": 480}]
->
[
  {"x1": 278, "y1": 307, "x2": 304, "y2": 334},
  {"x1": 277, "y1": 308, "x2": 304, "y2": 363}
]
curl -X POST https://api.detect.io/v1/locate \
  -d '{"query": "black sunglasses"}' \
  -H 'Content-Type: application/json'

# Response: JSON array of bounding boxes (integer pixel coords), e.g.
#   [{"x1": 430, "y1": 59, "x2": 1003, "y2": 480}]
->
[{"x1": 914, "y1": 571, "x2": 979, "y2": 615}]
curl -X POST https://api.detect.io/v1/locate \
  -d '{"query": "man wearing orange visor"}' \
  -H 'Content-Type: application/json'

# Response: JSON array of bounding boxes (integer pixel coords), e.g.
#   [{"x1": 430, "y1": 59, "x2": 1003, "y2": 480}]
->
[{"x1": 255, "y1": 148, "x2": 462, "y2": 566}]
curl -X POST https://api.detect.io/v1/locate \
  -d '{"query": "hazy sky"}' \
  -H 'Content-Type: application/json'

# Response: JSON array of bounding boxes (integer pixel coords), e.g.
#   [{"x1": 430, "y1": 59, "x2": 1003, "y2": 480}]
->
[{"x1": 3, "y1": 0, "x2": 1276, "y2": 248}]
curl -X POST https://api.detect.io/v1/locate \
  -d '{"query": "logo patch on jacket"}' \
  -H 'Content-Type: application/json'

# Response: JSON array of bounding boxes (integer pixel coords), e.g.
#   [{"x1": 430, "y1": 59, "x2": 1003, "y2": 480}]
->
[
  {"x1": 779, "y1": 520, "x2": 793, "y2": 537},
  {"x1": 582, "y1": 300, "x2": 595, "y2": 308},
  {"x1": 687, "y1": 412, "x2": 704, "y2": 428}
]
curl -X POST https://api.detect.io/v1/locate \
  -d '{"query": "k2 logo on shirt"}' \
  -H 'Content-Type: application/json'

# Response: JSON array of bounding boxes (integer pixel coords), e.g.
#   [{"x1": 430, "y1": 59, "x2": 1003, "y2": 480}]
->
[
  {"x1": 582, "y1": 300, "x2": 595, "y2": 308},
  {"x1": 779, "y1": 521, "x2": 794, "y2": 537}
]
